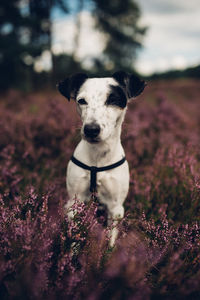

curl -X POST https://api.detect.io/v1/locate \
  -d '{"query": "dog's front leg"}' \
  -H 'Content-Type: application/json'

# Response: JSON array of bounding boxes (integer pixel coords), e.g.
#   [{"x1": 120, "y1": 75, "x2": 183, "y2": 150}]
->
[
  {"x1": 107, "y1": 204, "x2": 124, "y2": 247},
  {"x1": 64, "y1": 198, "x2": 78, "y2": 220},
  {"x1": 64, "y1": 192, "x2": 90, "y2": 220},
  {"x1": 65, "y1": 160, "x2": 91, "y2": 219}
]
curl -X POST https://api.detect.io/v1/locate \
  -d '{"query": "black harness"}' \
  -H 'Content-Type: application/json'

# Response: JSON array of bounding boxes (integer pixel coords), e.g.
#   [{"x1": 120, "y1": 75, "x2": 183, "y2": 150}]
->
[{"x1": 71, "y1": 155, "x2": 126, "y2": 193}]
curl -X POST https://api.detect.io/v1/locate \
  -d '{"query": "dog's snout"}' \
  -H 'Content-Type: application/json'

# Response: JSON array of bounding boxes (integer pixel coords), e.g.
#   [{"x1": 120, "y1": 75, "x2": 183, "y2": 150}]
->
[{"x1": 84, "y1": 123, "x2": 100, "y2": 139}]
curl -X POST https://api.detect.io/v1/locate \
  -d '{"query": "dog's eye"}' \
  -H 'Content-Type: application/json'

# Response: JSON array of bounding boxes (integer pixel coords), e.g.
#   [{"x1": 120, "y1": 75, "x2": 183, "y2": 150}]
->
[{"x1": 77, "y1": 98, "x2": 87, "y2": 105}]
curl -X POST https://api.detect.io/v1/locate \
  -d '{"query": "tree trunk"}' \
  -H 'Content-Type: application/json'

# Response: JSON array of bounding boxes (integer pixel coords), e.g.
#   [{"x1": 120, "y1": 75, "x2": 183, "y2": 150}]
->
[{"x1": 72, "y1": 0, "x2": 84, "y2": 61}]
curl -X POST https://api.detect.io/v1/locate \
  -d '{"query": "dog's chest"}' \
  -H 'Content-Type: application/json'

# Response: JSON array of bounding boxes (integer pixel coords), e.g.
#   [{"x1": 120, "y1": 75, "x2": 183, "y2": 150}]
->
[
  {"x1": 67, "y1": 158, "x2": 129, "y2": 206},
  {"x1": 67, "y1": 161, "x2": 113, "y2": 195}
]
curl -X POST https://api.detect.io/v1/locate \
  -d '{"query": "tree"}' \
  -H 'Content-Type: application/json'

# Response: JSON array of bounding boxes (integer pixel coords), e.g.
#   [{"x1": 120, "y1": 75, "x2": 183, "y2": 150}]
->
[
  {"x1": 0, "y1": 0, "x2": 30, "y2": 89},
  {"x1": 0, "y1": 0, "x2": 68, "y2": 90},
  {"x1": 92, "y1": 0, "x2": 146, "y2": 73},
  {"x1": 0, "y1": 0, "x2": 146, "y2": 91},
  {"x1": 28, "y1": 0, "x2": 68, "y2": 84}
]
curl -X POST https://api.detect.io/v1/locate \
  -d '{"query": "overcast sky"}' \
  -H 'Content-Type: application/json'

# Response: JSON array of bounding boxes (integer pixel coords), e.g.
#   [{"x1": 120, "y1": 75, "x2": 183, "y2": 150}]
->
[
  {"x1": 45, "y1": 0, "x2": 200, "y2": 75},
  {"x1": 136, "y1": 0, "x2": 200, "y2": 74}
]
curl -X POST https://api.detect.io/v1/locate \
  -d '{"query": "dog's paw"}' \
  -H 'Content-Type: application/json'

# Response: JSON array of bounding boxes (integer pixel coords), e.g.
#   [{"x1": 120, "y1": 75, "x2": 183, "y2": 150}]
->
[{"x1": 111, "y1": 205, "x2": 125, "y2": 220}]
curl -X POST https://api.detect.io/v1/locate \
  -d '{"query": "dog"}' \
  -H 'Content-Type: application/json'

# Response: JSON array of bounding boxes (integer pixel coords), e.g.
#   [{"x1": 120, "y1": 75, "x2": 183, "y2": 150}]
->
[{"x1": 58, "y1": 71, "x2": 146, "y2": 246}]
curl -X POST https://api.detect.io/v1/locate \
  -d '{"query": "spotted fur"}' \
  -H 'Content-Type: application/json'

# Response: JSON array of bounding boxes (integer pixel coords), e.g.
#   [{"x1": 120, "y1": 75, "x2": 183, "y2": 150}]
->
[{"x1": 58, "y1": 72, "x2": 146, "y2": 246}]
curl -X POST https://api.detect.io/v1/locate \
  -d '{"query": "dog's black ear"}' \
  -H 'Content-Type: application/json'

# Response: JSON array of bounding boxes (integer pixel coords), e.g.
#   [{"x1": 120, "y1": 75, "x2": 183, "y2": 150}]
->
[
  {"x1": 112, "y1": 71, "x2": 146, "y2": 99},
  {"x1": 57, "y1": 73, "x2": 88, "y2": 101},
  {"x1": 57, "y1": 78, "x2": 70, "y2": 100}
]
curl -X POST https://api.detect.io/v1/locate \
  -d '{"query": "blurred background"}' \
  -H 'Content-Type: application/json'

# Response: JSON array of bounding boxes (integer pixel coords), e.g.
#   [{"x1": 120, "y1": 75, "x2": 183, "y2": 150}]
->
[
  {"x1": 0, "y1": 0, "x2": 200, "y2": 91},
  {"x1": 1, "y1": 2, "x2": 200, "y2": 298}
]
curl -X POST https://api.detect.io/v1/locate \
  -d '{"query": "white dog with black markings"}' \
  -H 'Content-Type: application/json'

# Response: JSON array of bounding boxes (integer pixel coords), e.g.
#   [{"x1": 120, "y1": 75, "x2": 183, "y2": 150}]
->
[{"x1": 58, "y1": 71, "x2": 146, "y2": 246}]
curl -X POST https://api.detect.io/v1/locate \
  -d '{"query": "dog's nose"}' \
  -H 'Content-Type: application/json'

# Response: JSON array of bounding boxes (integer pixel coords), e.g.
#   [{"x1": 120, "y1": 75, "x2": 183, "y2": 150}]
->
[{"x1": 84, "y1": 123, "x2": 100, "y2": 139}]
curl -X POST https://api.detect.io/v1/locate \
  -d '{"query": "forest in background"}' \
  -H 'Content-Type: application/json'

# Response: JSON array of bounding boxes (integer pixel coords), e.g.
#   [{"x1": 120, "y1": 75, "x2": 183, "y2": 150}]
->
[
  {"x1": 0, "y1": 0, "x2": 147, "y2": 91},
  {"x1": 1, "y1": 0, "x2": 199, "y2": 93}
]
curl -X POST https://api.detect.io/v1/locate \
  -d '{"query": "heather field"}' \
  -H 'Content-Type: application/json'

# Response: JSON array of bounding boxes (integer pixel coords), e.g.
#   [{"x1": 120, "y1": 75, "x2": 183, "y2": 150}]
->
[{"x1": 0, "y1": 79, "x2": 200, "y2": 300}]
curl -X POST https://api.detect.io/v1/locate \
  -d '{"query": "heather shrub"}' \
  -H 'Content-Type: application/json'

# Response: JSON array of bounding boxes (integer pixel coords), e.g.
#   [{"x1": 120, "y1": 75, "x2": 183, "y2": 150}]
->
[{"x1": 0, "y1": 80, "x2": 200, "y2": 299}]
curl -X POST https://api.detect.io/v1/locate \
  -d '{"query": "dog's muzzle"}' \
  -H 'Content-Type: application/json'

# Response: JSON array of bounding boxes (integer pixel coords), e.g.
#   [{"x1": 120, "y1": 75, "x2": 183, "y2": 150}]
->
[{"x1": 84, "y1": 123, "x2": 100, "y2": 142}]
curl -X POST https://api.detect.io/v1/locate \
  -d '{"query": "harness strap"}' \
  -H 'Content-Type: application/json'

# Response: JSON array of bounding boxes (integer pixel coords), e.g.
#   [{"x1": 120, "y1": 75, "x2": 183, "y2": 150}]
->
[{"x1": 70, "y1": 155, "x2": 126, "y2": 193}]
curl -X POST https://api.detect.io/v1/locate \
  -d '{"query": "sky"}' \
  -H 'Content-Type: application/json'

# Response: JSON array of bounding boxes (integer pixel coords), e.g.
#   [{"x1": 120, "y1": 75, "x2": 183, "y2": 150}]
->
[
  {"x1": 38, "y1": 0, "x2": 200, "y2": 75},
  {"x1": 136, "y1": 0, "x2": 200, "y2": 75}
]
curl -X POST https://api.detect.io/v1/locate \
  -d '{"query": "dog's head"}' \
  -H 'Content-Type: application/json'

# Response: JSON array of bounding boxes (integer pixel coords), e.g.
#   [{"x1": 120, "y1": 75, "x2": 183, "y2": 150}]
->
[{"x1": 58, "y1": 71, "x2": 146, "y2": 144}]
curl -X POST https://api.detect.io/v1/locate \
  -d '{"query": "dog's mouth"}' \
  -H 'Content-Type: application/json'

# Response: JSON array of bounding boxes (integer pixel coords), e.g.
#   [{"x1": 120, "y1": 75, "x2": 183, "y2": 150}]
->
[
  {"x1": 84, "y1": 137, "x2": 101, "y2": 144},
  {"x1": 82, "y1": 134, "x2": 101, "y2": 144}
]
